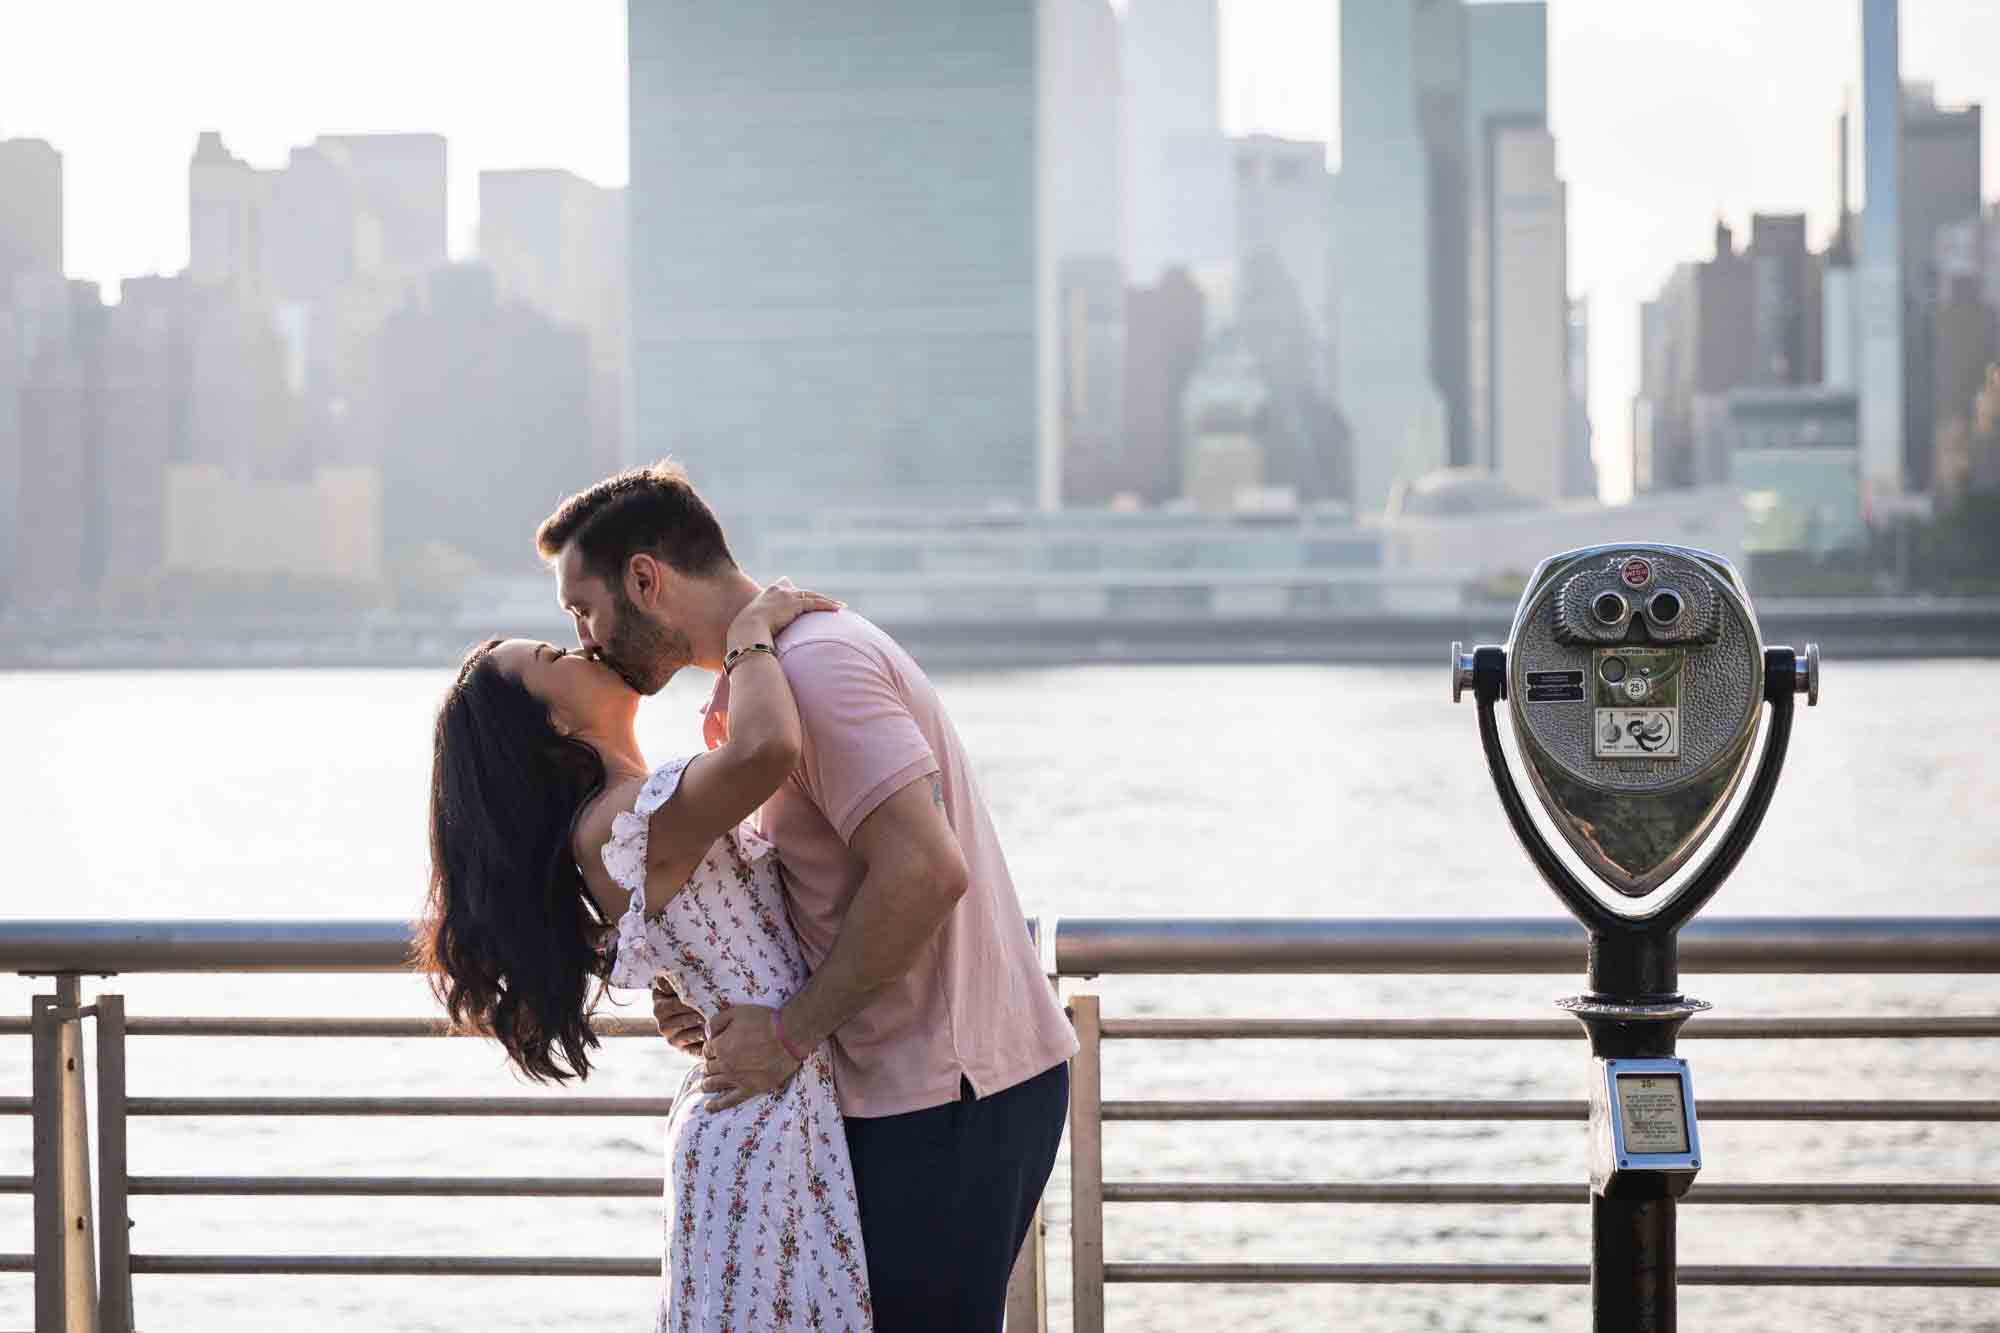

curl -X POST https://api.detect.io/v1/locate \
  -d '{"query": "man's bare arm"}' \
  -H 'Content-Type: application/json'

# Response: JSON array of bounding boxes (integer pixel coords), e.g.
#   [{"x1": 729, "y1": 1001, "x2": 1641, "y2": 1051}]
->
[
  {"x1": 783, "y1": 773, "x2": 968, "y2": 1049},
  {"x1": 698, "y1": 772, "x2": 967, "y2": 1109}
]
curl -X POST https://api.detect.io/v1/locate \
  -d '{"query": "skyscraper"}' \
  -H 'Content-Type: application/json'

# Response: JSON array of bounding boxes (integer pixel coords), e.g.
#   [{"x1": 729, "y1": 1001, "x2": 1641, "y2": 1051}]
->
[
  {"x1": 481, "y1": 168, "x2": 630, "y2": 472},
  {"x1": 1857, "y1": 0, "x2": 1905, "y2": 514},
  {"x1": 317, "y1": 134, "x2": 448, "y2": 277},
  {"x1": 1332, "y1": 0, "x2": 1450, "y2": 513},
  {"x1": 1898, "y1": 83, "x2": 1981, "y2": 490},
  {"x1": 1565, "y1": 297, "x2": 1597, "y2": 500},
  {"x1": 1234, "y1": 135, "x2": 1331, "y2": 371},
  {"x1": 1748, "y1": 213, "x2": 1811, "y2": 385},
  {"x1": 0, "y1": 138, "x2": 63, "y2": 303},
  {"x1": 1487, "y1": 119, "x2": 1567, "y2": 502},
  {"x1": 1120, "y1": 0, "x2": 1232, "y2": 286},
  {"x1": 629, "y1": 0, "x2": 1058, "y2": 522},
  {"x1": 1413, "y1": 0, "x2": 1469, "y2": 466},
  {"x1": 1046, "y1": 0, "x2": 1126, "y2": 510},
  {"x1": 1463, "y1": 2, "x2": 1548, "y2": 471},
  {"x1": 189, "y1": 131, "x2": 446, "y2": 305}
]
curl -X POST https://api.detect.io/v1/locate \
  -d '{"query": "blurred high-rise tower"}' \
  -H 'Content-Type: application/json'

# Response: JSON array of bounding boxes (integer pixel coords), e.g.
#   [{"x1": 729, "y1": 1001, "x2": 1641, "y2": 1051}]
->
[
  {"x1": 1857, "y1": 0, "x2": 1905, "y2": 514},
  {"x1": 1898, "y1": 82, "x2": 1981, "y2": 491},
  {"x1": 0, "y1": 137, "x2": 63, "y2": 302},
  {"x1": 1462, "y1": 2, "x2": 1549, "y2": 473},
  {"x1": 480, "y1": 169, "x2": 631, "y2": 473},
  {"x1": 1331, "y1": 0, "x2": 1450, "y2": 512},
  {"x1": 630, "y1": 0, "x2": 1082, "y2": 522},
  {"x1": 1119, "y1": 0, "x2": 1232, "y2": 286}
]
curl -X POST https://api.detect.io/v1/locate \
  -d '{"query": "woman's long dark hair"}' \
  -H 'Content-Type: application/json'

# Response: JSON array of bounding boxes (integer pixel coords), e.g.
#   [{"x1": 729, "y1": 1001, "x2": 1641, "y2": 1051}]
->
[{"x1": 418, "y1": 639, "x2": 612, "y2": 1083}]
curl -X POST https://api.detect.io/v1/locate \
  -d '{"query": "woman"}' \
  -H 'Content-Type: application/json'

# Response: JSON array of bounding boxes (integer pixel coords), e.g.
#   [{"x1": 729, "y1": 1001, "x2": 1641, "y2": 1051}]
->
[{"x1": 419, "y1": 581, "x2": 872, "y2": 1332}]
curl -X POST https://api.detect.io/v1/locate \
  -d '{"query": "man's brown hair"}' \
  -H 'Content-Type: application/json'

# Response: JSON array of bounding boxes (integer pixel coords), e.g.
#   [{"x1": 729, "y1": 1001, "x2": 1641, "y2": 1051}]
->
[{"x1": 535, "y1": 461, "x2": 736, "y2": 589}]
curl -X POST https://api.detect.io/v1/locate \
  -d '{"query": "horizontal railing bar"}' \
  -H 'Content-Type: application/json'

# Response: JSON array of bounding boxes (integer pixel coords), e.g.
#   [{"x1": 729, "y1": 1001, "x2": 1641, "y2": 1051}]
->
[
  {"x1": 1101, "y1": 1263, "x2": 2000, "y2": 1287},
  {"x1": 1098, "y1": 1016, "x2": 2000, "y2": 1041},
  {"x1": 11, "y1": 1013, "x2": 1972, "y2": 1041},
  {"x1": 127, "y1": 1096, "x2": 677, "y2": 1117},
  {"x1": 0, "y1": 1176, "x2": 26, "y2": 1194},
  {"x1": 0, "y1": 1254, "x2": 28, "y2": 1273},
  {"x1": 0, "y1": 1098, "x2": 24, "y2": 1116},
  {"x1": 121, "y1": 1016, "x2": 667, "y2": 1038},
  {"x1": 130, "y1": 1255, "x2": 657, "y2": 1277},
  {"x1": 131, "y1": 1175, "x2": 663, "y2": 1197},
  {"x1": 1101, "y1": 1099, "x2": 2000, "y2": 1122},
  {"x1": 7, "y1": 915, "x2": 1998, "y2": 975},
  {"x1": 1055, "y1": 916, "x2": 2000, "y2": 975},
  {"x1": 1102, "y1": 1182, "x2": 2000, "y2": 1205},
  {"x1": 0, "y1": 1019, "x2": 23, "y2": 1035}
]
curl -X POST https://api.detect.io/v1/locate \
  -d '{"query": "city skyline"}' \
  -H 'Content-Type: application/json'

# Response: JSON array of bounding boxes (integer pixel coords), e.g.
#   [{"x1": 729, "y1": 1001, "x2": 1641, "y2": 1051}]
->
[{"x1": 7, "y1": 2, "x2": 2000, "y2": 504}]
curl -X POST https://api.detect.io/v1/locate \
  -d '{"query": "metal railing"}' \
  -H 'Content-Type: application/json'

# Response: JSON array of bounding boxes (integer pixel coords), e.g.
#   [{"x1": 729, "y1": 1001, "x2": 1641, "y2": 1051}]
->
[{"x1": 5, "y1": 915, "x2": 1999, "y2": 1332}]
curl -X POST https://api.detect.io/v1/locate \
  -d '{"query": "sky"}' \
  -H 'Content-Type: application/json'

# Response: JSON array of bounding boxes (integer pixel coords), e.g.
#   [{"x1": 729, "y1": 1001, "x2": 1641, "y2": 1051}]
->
[{"x1": 4, "y1": 1, "x2": 1999, "y2": 502}]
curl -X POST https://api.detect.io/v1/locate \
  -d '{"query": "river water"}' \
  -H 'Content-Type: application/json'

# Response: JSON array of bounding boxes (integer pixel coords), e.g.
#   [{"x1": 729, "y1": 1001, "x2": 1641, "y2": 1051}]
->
[{"x1": 1, "y1": 661, "x2": 1995, "y2": 1330}]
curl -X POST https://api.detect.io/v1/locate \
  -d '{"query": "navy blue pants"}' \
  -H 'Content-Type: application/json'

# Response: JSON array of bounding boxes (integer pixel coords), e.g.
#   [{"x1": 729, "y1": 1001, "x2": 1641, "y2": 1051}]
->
[{"x1": 843, "y1": 1060, "x2": 1069, "y2": 1333}]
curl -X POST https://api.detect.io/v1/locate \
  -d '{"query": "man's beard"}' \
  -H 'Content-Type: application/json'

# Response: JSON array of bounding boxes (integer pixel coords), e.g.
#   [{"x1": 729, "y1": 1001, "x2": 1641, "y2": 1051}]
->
[{"x1": 599, "y1": 591, "x2": 691, "y2": 696}]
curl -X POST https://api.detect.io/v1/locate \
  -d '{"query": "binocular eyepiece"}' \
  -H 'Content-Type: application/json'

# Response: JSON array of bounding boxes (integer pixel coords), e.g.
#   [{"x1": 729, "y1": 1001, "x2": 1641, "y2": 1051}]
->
[{"x1": 1454, "y1": 544, "x2": 1817, "y2": 902}]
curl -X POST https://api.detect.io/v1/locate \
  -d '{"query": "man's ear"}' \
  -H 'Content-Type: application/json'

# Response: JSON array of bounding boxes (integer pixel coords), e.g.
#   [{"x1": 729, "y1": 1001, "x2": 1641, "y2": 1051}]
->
[{"x1": 627, "y1": 552, "x2": 664, "y2": 609}]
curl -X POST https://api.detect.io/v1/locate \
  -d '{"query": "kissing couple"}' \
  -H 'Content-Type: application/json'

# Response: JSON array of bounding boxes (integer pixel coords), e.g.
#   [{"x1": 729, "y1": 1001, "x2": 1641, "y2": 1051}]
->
[{"x1": 419, "y1": 462, "x2": 1076, "y2": 1332}]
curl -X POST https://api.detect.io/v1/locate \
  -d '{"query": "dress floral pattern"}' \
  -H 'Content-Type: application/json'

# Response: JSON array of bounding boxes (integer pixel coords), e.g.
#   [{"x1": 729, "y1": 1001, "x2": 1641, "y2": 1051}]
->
[{"x1": 604, "y1": 758, "x2": 872, "y2": 1333}]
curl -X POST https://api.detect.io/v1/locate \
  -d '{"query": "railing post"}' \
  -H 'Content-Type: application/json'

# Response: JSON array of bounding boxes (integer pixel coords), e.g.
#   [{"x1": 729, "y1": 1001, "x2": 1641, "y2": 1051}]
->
[
  {"x1": 1069, "y1": 993, "x2": 1104, "y2": 1333},
  {"x1": 1004, "y1": 957, "x2": 1060, "y2": 1332},
  {"x1": 32, "y1": 978, "x2": 99, "y2": 1332},
  {"x1": 96, "y1": 993, "x2": 133, "y2": 1333}
]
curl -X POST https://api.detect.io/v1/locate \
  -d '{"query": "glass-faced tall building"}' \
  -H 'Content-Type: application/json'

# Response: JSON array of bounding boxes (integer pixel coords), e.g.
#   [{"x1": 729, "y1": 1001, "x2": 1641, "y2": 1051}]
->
[
  {"x1": 1857, "y1": 0, "x2": 1905, "y2": 511},
  {"x1": 629, "y1": 1, "x2": 1055, "y2": 527},
  {"x1": 1331, "y1": 0, "x2": 1450, "y2": 514}
]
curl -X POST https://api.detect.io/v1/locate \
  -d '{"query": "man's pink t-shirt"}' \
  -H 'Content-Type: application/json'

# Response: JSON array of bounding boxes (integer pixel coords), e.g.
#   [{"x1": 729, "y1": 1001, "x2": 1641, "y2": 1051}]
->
[{"x1": 703, "y1": 611, "x2": 1076, "y2": 1118}]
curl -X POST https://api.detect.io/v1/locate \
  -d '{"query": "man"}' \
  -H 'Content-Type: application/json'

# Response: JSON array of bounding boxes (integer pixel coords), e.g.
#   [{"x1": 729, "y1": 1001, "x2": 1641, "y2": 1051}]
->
[{"x1": 537, "y1": 462, "x2": 1076, "y2": 1331}]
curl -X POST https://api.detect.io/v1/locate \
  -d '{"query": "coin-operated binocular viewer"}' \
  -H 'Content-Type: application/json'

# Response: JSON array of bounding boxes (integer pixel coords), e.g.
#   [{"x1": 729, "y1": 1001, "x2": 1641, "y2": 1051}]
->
[{"x1": 1451, "y1": 545, "x2": 1819, "y2": 1332}]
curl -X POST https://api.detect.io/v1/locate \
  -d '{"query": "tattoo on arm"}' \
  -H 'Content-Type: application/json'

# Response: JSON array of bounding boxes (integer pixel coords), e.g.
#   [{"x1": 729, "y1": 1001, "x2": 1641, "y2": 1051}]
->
[{"x1": 929, "y1": 774, "x2": 945, "y2": 810}]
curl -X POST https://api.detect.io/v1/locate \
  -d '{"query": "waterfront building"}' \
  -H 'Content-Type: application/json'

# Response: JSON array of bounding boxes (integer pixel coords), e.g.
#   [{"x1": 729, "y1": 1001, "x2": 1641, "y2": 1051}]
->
[
  {"x1": 380, "y1": 264, "x2": 594, "y2": 575},
  {"x1": 190, "y1": 131, "x2": 445, "y2": 305},
  {"x1": 1565, "y1": 297, "x2": 1596, "y2": 500},
  {"x1": 9, "y1": 280, "x2": 103, "y2": 611},
  {"x1": 164, "y1": 463, "x2": 381, "y2": 582},
  {"x1": 1234, "y1": 135, "x2": 1333, "y2": 376},
  {"x1": 0, "y1": 310, "x2": 17, "y2": 607},
  {"x1": 0, "y1": 137, "x2": 62, "y2": 304},
  {"x1": 1414, "y1": 0, "x2": 1469, "y2": 468},
  {"x1": 1899, "y1": 82, "x2": 1982, "y2": 492},
  {"x1": 92, "y1": 279, "x2": 184, "y2": 609},
  {"x1": 1930, "y1": 277, "x2": 1997, "y2": 506},
  {"x1": 1332, "y1": 0, "x2": 1450, "y2": 514},
  {"x1": 1487, "y1": 119, "x2": 1567, "y2": 503},
  {"x1": 480, "y1": 168, "x2": 630, "y2": 474},
  {"x1": 1056, "y1": 255, "x2": 1129, "y2": 508},
  {"x1": 1047, "y1": 0, "x2": 1127, "y2": 511},
  {"x1": 0, "y1": 136, "x2": 62, "y2": 605},
  {"x1": 1463, "y1": 1, "x2": 1547, "y2": 470},
  {"x1": 1381, "y1": 468, "x2": 1746, "y2": 587},
  {"x1": 316, "y1": 134, "x2": 448, "y2": 277},
  {"x1": 1857, "y1": 0, "x2": 1905, "y2": 514},
  {"x1": 1702, "y1": 386, "x2": 1865, "y2": 555},
  {"x1": 1749, "y1": 214, "x2": 1813, "y2": 385},
  {"x1": 1120, "y1": 269, "x2": 1207, "y2": 505},
  {"x1": 630, "y1": 0, "x2": 1065, "y2": 522},
  {"x1": 1180, "y1": 328, "x2": 1271, "y2": 513},
  {"x1": 1119, "y1": 0, "x2": 1232, "y2": 286}
]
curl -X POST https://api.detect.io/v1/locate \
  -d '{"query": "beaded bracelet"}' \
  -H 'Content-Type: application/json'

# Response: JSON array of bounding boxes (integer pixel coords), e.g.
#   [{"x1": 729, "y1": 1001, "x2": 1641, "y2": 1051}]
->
[{"x1": 722, "y1": 642, "x2": 774, "y2": 676}]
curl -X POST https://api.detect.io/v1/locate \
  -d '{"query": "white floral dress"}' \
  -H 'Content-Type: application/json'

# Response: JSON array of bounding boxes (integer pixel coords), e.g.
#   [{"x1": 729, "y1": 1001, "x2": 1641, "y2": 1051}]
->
[{"x1": 603, "y1": 758, "x2": 872, "y2": 1333}]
